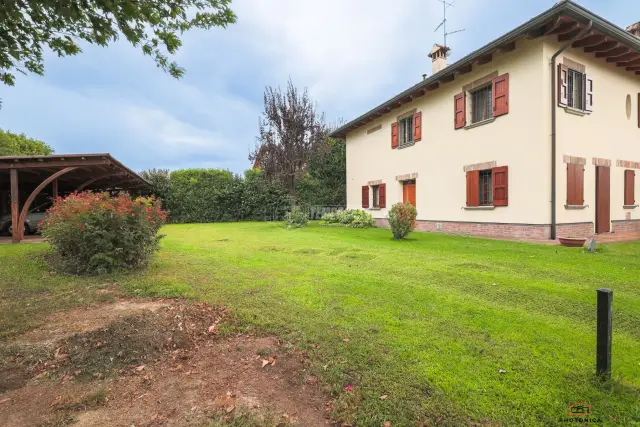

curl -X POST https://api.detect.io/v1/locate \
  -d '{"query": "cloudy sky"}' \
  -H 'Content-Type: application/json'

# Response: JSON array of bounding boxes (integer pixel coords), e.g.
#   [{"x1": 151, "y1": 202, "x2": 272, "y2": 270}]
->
[{"x1": 0, "y1": 0, "x2": 636, "y2": 173}]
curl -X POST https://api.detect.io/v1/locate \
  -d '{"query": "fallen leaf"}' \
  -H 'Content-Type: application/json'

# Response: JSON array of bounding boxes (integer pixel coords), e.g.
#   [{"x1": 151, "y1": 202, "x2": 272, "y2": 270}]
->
[
  {"x1": 0, "y1": 398, "x2": 11, "y2": 405},
  {"x1": 261, "y1": 359, "x2": 270, "y2": 368},
  {"x1": 50, "y1": 396, "x2": 62, "y2": 407},
  {"x1": 135, "y1": 365, "x2": 146, "y2": 372},
  {"x1": 384, "y1": 422, "x2": 391, "y2": 427},
  {"x1": 306, "y1": 376, "x2": 318, "y2": 385},
  {"x1": 342, "y1": 338, "x2": 350, "y2": 343},
  {"x1": 225, "y1": 405, "x2": 235, "y2": 413},
  {"x1": 499, "y1": 369, "x2": 506, "y2": 374},
  {"x1": 207, "y1": 325, "x2": 217, "y2": 334},
  {"x1": 345, "y1": 385, "x2": 353, "y2": 391},
  {"x1": 380, "y1": 394, "x2": 389, "y2": 400}
]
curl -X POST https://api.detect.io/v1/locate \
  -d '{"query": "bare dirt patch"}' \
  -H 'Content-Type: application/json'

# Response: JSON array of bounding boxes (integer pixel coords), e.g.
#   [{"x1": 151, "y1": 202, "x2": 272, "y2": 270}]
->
[{"x1": 0, "y1": 299, "x2": 331, "y2": 427}]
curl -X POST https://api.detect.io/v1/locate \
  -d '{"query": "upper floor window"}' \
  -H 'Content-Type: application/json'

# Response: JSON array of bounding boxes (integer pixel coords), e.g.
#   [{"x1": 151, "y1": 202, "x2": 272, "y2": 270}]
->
[
  {"x1": 454, "y1": 73, "x2": 509, "y2": 130},
  {"x1": 391, "y1": 112, "x2": 422, "y2": 149},
  {"x1": 558, "y1": 60, "x2": 593, "y2": 113},
  {"x1": 567, "y1": 69, "x2": 584, "y2": 110},
  {"x1": 471, "y1": 85, "x2": 493, "y2": 124},
  {"x1": 398, "y1": 115, "x2": 414, "y2": 147}
]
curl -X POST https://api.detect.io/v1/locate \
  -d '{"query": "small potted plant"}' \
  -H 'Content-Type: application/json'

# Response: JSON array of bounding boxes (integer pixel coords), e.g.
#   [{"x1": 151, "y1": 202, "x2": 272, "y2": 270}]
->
[{"x1": 558, "y1": 236, "x2": 587, "y2": 247}]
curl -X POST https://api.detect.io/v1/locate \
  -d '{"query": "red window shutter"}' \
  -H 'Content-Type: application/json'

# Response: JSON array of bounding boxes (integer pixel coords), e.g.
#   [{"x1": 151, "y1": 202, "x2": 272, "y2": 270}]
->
[
  {"x1": 585, "y1": 75, "x2": 593, "y2": 112},
  {"x1": 492, "y1": 166, "x2": 508, "y2": 206},
  {"x1": 379, "y1": 183, "x2": 386, "y2": 208},
  {"x1": 454, "y1": 93, "x2": 466, "y2": 129},
  {"x1": 413, "y1": 112, "x2": 422, "y2": 142},
  {"x1": 391, "y1": 122, "x2": 399, "y2": 149},
  {"x1": 558, "y1": 64, "x2": 568, "y2": 107},
  {"x1": 466, "y1": 170, "x2": 480, "y2": 207},
  {"x1": 362, "y1": 185, "x2": 369, "y2": 208},
  {"x1": 625, "y1": 170, "x2": 635, "y2": 206},
  {"x1": 492, "y1": 74, "x2": 509, "y2": 117},
  {"x1": 567, "y1": 163, "x2": 584, "y2": 205}
]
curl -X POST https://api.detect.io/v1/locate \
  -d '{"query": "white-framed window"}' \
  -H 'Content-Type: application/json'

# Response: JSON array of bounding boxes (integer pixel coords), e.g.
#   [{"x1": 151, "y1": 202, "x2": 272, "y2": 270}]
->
[
  {"x1": 398, "y1": 115, "x2": 414, "y2": 147},
  {"x1": 471, "y1": 85, "x2": 493, "y2": 124},
  {"x1": 567, "y1": 69, "x2": 584, "y2": 110},
  {"x1": 558, "y1": 62, "x2": 592, "y2": 113}
]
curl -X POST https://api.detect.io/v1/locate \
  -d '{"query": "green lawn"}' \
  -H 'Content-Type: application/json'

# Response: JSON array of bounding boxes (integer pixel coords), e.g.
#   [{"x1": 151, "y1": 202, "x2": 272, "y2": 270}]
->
[{"x1": 1, "y1": 222, "x2": 639, "y2": 426}]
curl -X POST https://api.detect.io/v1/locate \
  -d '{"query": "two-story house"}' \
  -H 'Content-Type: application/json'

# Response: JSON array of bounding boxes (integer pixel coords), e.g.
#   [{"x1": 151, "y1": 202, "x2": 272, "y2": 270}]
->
[{"x1": 330, "y1": 0, "x2": 640, "y2": 240}]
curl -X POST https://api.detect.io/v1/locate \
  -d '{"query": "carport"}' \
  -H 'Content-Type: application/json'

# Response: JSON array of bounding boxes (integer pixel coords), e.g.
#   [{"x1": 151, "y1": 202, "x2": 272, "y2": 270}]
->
[{"x1": 0, "y1": 154, "x2": 150, "y2": 243}]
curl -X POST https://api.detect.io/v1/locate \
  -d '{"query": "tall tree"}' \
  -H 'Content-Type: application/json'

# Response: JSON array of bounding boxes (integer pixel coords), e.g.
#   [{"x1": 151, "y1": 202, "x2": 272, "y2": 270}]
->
[
  {"x1": 249, "y1": 79, "x2": 328, "y2": 202},
  {"x1": 0, "y1": 129, "x2": 53, "y2": 156},
  {"x1": 0, "y1": 1, "x2": 236, "y2": 87},
  {"x1": 297, "y1": 137, "x2": 346, "y2": 207}
]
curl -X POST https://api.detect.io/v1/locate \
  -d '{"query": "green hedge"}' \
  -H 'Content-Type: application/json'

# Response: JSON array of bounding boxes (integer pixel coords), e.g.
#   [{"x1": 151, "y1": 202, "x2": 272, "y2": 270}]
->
[{"x1": 164, "y1": 169, "x2": 290, "y2": 223}]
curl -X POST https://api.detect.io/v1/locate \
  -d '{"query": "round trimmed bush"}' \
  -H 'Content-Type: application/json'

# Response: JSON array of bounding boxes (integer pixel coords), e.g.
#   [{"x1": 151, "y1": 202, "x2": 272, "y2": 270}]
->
[
  {"x1": 387, "y1": 202, "x2": 417, "y2": 240},
  {"x1": 41, "y1": 192, "x2": 166, "y2": 275}
]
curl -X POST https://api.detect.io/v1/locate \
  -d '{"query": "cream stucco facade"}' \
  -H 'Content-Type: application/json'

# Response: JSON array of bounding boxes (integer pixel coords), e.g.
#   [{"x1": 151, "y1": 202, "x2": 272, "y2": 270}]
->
[{"x1": 344, "y1": 35, "x2": 640, "y2": 239}]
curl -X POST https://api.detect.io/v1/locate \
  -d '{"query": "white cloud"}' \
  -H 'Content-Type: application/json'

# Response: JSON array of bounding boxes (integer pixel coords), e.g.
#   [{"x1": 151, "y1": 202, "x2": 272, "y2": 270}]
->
[{"x1": 232, "y1": 0, "x2": 477, "y2": 114}]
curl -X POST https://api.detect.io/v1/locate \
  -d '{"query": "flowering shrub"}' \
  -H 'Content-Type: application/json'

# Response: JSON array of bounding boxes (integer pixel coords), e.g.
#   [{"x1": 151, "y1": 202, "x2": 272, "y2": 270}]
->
[
  {"x1": 41, "y1": 192, "x2": 166, "y2": 275},
  {"x1": 321, "y1": 209, "x2": 375, "y2": 228},
  {"x1": 387, "y1": 202, "x2": 417, "y2": 240},
  {"x1": 283, "y1": 207, "x2": 308, "y2": 229}
]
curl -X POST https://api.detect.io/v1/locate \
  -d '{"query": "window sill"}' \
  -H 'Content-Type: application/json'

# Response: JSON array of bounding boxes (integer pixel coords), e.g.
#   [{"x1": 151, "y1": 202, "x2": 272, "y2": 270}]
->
[
  {"x1": 464, "y1": 117, "x2": 495, "y2": 130},
  {"x1": 563, "y1": 107, "x2": 591, "y2": 117},
  {"x1": 565, "y1": 204, "x2": 588, "y2": 210},
  {"x1": 623, "y1": 204, "x2": 638, "y2": 209},
  {"x1": 464, "y1": 205, "x2": 496, "y2": 210},
  {"x1": 369, "y1": 207, "x2": 381, "y2": 211}
]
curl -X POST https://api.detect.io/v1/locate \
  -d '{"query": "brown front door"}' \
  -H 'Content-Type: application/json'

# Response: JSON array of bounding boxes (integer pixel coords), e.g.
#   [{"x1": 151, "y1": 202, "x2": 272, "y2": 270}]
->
[
  {"x1": 403, "y1": 182, "x2": 416, "y2": 206},
  {"x1": 595, "y1": 166, "x2": 610, "y2": 234}
]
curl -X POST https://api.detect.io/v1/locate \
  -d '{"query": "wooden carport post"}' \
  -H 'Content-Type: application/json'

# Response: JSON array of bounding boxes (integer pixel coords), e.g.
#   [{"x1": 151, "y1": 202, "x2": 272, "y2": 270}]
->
[{"x1": 10, "y1": 169, "x2": 20, "y2": 243}]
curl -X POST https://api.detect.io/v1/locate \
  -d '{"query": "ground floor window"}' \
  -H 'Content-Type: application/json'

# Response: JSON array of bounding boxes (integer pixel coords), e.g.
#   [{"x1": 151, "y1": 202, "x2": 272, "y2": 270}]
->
[
  {"x1": 466, "y1": 166, "x2": 508, "y2": 207},
  {"x1": 479, "y1": 170, "x2": 493, "y2": 206},
  {"x1": 372, "y1": 185, "x2": 380, "y2": 208}
]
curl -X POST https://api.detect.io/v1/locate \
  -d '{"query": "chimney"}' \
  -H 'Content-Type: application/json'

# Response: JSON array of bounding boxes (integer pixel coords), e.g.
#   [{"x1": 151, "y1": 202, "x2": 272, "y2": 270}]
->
[
  {"x1": 627, "y1": 22, "x2": 640, "y2": 38},
  {"x1": 428, "y1": 44, "x2": 451, "y2": 75}
]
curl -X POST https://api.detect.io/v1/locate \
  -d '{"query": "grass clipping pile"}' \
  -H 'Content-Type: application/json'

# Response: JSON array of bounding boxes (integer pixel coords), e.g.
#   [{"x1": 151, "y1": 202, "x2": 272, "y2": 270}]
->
[{"x1": 0, "y1": 301, "x2": 330, "y2": 427}]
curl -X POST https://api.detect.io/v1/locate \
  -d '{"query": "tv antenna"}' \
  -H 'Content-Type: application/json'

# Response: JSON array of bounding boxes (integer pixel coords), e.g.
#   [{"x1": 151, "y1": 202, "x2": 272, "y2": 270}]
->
[{"x1": 433, "y1": 0, "x2": 465, "y2": 51}]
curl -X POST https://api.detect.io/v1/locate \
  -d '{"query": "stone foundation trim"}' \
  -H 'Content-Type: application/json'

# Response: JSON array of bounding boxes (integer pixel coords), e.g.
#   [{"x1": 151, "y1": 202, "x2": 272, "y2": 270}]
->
[
  {"x1": 367, "y1": 179, "x2": 383, "y2": 186},
  {"x1": 563, "y1": 155, "x2": 586, "y2": 165},
  {"x1": 616, "y1": 159, "x2": 640, "y2": 169},
  {"x1": 396, "y1": 172, "x2": 418, "y2": 181},
  {"x1": 463, "y1": 161, "x2": 496, "y2": 173},
  {"x1": 592, "y1": 157, "x2": 612, "y2": 167},
  {"x1": 374, "y1": 219, "x2": 595, "y2": 240}
]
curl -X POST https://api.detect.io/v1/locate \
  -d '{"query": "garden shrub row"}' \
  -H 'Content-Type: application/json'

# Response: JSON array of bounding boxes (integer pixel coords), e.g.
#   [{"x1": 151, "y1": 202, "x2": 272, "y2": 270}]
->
[{"x1": 321, "y1": 209, "x2": 376, "y2": 228}]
